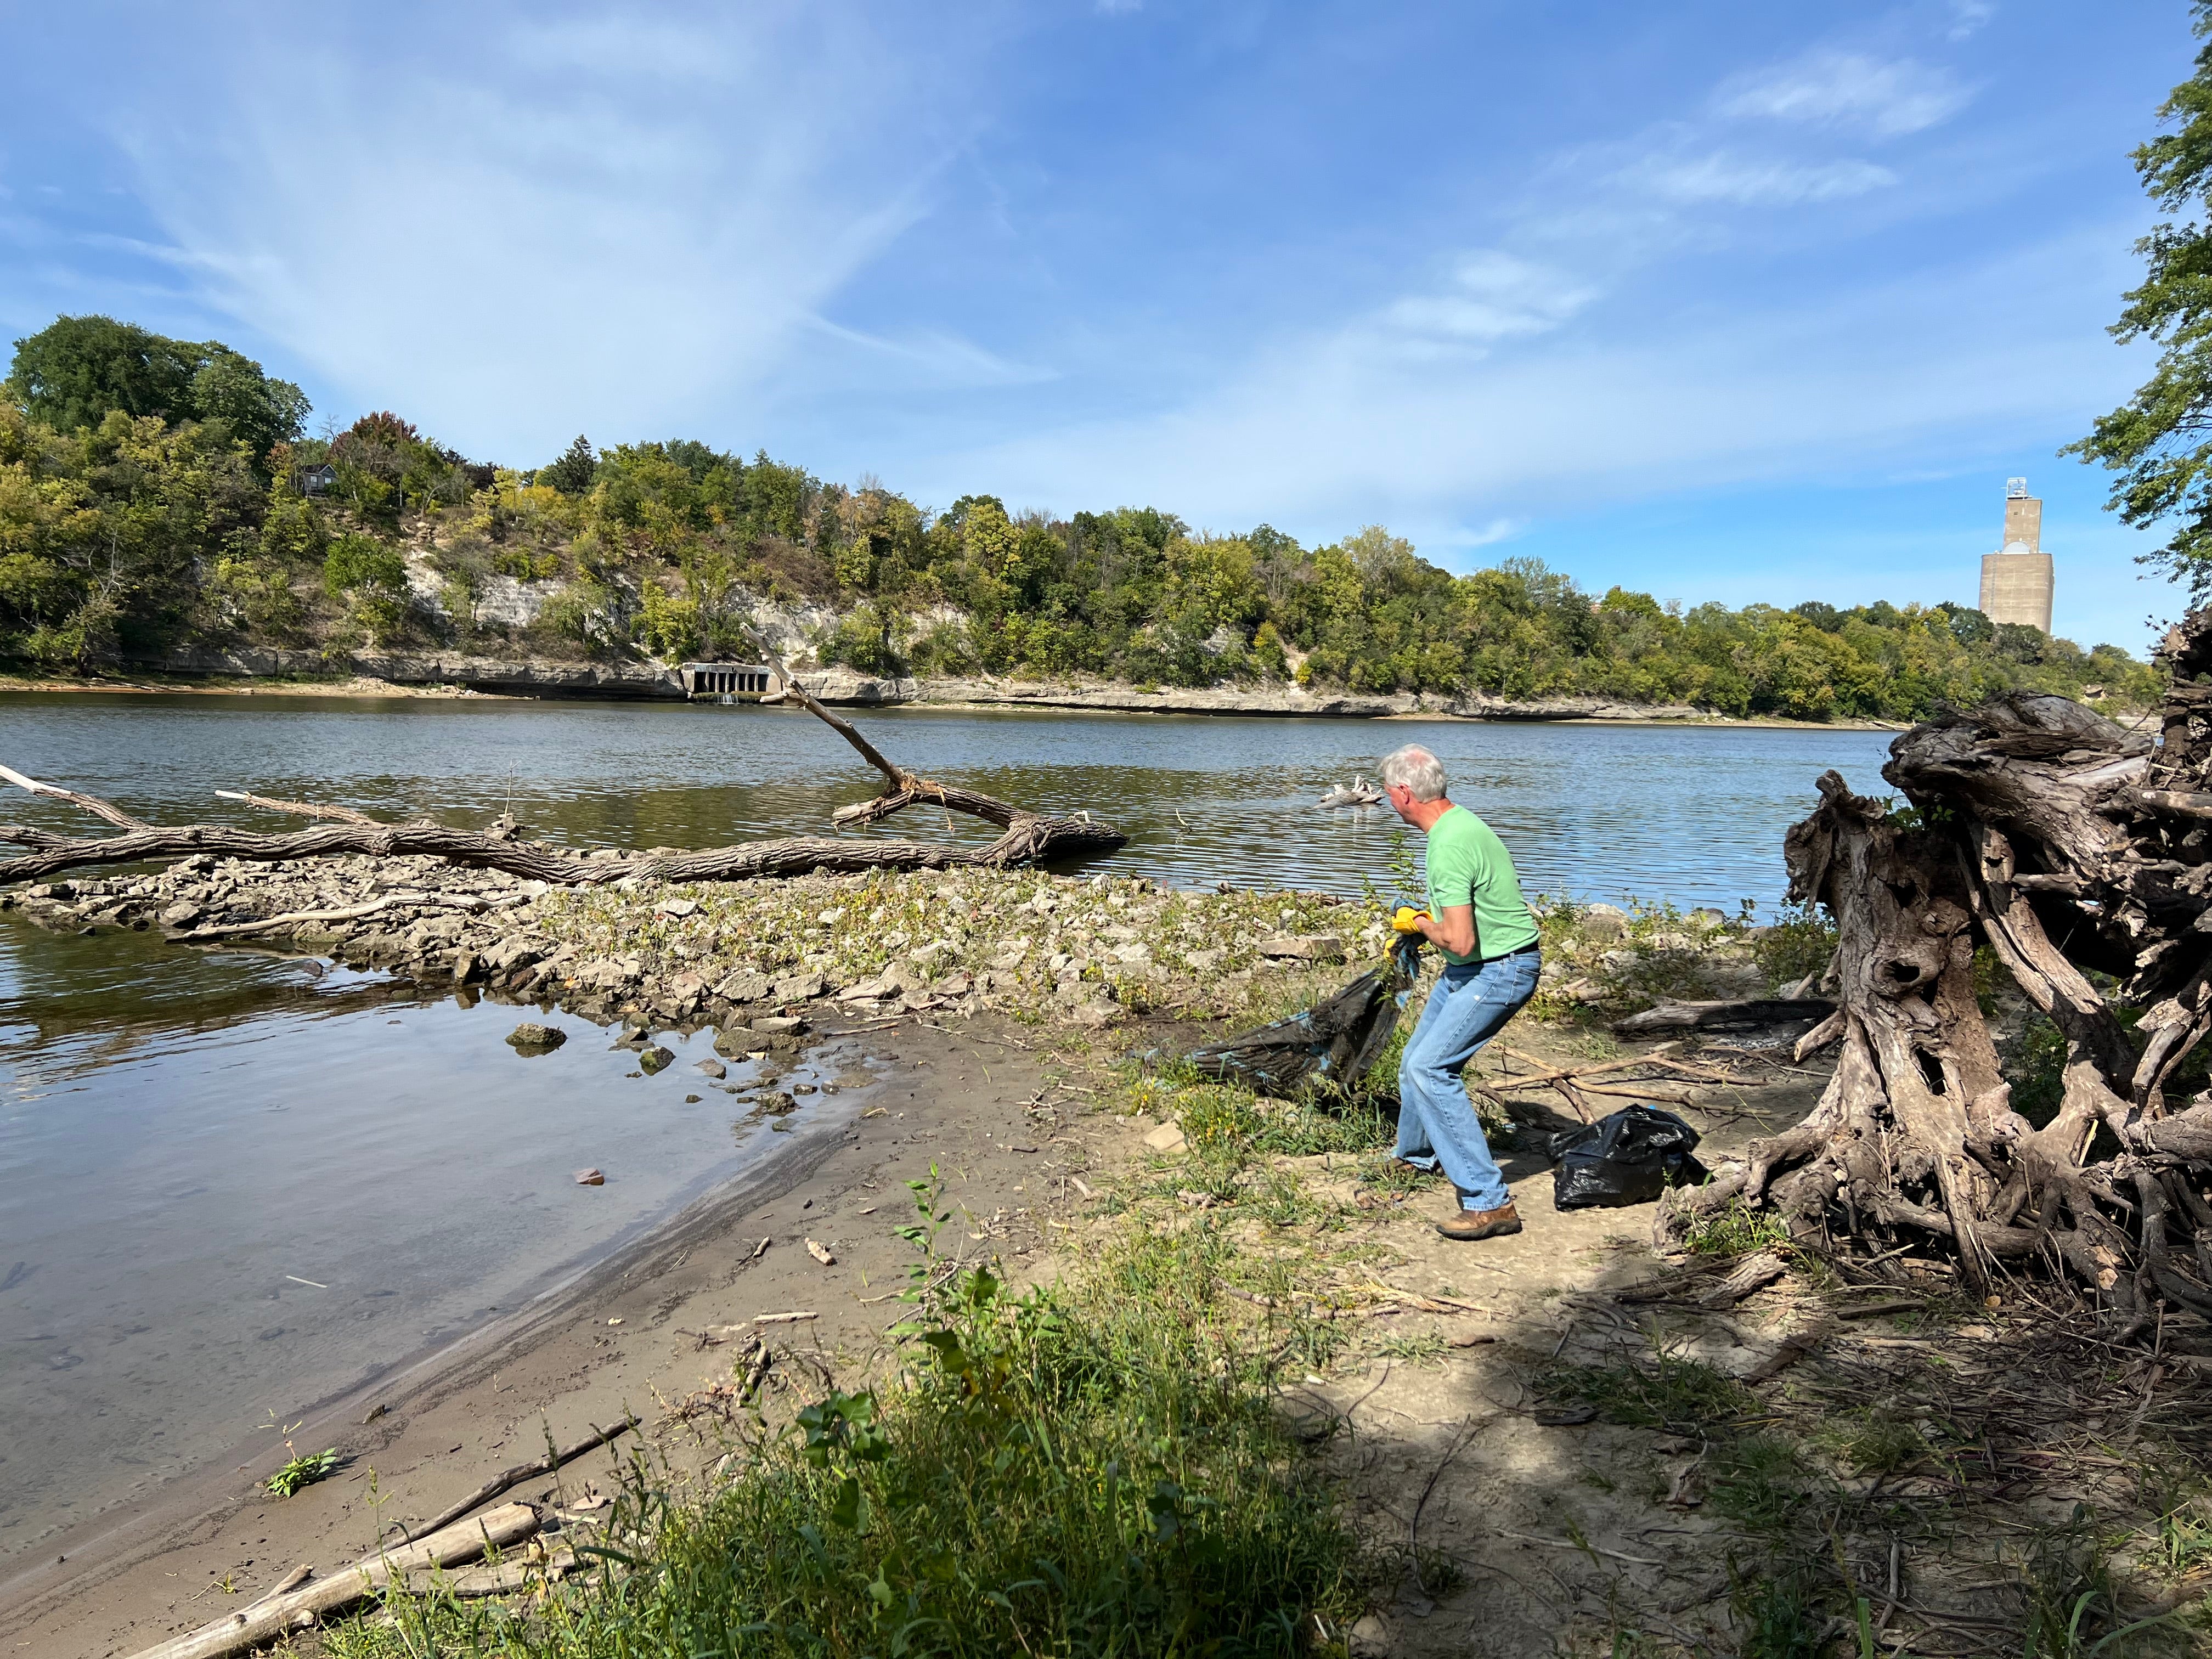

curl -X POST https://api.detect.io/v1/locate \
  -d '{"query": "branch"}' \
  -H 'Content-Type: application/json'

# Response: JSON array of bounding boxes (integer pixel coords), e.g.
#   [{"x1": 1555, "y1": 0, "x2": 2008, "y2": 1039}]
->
[{"x1": 0, "y1": 764, "x2": 148, "y2": 830}]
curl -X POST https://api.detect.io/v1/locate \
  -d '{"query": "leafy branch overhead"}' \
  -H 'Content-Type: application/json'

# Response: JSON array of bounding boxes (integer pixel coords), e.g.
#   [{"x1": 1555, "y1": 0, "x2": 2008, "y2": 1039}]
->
[{"x1": 2071, "y1": 1, "x2": 2212, "y2": 594}]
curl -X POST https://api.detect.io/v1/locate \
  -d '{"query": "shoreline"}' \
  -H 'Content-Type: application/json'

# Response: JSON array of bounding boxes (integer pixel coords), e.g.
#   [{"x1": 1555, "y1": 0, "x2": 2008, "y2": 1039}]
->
[
  {"x1": 0, "y1": 662, "x2": 1913, "y2": 731},
  {"x1": 0, "y1": 1012, "x2": 1079, "y2": 1655}
]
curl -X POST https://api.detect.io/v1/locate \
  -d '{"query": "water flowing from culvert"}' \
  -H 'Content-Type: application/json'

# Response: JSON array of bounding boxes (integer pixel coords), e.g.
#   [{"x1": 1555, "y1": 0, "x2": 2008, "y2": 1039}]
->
[{"x1": 0, "y1": 691, "x2": 1894, "y2": 1565}]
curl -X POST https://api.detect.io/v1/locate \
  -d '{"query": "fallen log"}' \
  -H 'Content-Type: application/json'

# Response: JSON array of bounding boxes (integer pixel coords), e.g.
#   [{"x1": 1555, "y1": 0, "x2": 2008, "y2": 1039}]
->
[
  {"x1": 1611, "y1": 997, "x2": 1835, "y2": 1036},
  {"x1": 0, "y1": 661, "x2": 1125, "y2": 889},
  {"x1": 129, "y1": 1501, "x2": 538, "y2": 1659}
]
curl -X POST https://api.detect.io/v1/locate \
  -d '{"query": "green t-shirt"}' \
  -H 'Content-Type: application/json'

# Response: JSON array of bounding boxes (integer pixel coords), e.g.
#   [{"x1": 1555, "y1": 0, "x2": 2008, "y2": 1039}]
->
[{"x1": 1424, "y1": 804, "x2": 1539, "y2": 966}]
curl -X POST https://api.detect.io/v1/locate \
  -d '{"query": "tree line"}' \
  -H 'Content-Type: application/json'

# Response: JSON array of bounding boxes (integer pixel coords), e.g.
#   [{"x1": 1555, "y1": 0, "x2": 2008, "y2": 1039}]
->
[{"x1": 0, "y1": 312, "x2": 2163, "y2": 720}]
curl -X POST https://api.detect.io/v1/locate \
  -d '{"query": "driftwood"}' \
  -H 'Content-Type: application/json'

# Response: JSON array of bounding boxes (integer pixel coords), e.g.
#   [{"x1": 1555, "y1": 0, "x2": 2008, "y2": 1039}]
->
[
  {"x1": 1742, "y1": 610, "x2": 2212, "y2": 1333},
  {"x1": 396, "y1": 1414, "x2": 636, "y2": 1543},
  {"x1": 128, "y1": 1501, "x2": 538, "y2": 1659},
  {"x1": 0, "y1": 672, "x2": 1124, "y2": 887},
  {"x1": 1611, "y1": 997, "x2": 1835, "y2": 1035}
]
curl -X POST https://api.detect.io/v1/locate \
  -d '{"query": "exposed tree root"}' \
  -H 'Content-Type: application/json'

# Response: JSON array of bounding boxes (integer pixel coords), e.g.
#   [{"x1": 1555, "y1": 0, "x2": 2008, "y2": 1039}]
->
[{"x1": 1737, "y1": 611, "x2": 2212, "y2": 1333}]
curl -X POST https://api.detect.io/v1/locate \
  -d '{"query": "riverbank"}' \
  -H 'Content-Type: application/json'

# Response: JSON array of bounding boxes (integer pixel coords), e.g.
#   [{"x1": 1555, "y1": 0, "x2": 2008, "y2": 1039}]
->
[
  {"x1": 2, "y1": 655, "x2": 1915, "y2": 729},
  {"x1": 7, "y1": 861, "x2": 2211, "y2": 1654}
]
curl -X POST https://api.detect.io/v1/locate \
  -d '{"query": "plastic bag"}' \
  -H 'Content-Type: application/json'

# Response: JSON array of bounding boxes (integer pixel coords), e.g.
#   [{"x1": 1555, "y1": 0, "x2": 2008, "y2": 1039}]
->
[
  {"x1": 1549, "y1": 1103, "x2": 1708, "y2": 1210},
  {"x1": 1178, "y1": 936, "x2": 1421, "y2": 1097}
]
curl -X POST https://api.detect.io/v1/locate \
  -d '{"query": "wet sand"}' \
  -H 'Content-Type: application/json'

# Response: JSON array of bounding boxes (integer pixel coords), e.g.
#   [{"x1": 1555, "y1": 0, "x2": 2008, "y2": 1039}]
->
[{"x1": 0, "y1": 1015, "x2": 1090, "y2": 1657}]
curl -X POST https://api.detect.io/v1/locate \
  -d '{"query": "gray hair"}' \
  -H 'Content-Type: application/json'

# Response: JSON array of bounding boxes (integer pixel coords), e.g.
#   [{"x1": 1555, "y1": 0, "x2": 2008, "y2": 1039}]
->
[{"x1": 1379, "y1": 743, "x2": 1448, "y2": 802}]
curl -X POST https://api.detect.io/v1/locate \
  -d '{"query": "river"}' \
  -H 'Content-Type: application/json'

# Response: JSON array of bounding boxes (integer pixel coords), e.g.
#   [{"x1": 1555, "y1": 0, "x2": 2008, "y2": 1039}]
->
[{"x1": 0, "y1": 692, "x2": 1895, "y2": 1571}]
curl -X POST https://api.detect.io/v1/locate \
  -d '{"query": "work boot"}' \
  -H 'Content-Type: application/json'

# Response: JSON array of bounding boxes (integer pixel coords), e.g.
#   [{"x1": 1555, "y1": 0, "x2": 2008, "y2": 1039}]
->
[{"x1": 1436, "y1": 1200, "x2": 1521, "y2": 1242}]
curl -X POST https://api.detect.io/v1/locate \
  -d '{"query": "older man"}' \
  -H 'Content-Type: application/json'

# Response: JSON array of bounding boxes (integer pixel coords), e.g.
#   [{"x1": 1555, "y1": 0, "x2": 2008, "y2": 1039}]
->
[{"x1": 1380, "y1": 742, "x2": 1541, "y2": 1242}]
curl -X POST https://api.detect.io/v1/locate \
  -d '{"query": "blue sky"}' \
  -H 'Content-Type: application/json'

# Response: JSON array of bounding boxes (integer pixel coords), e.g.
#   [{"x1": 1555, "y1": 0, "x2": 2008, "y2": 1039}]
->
[{"x1": 0, "y1": 1, "x2": 2197, "y2": 650}]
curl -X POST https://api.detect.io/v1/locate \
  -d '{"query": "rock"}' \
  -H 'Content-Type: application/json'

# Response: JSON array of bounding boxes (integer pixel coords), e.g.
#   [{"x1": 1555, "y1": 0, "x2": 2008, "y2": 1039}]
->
[
  {"x1": 506, "y1": 1023, "x2": 566, "y2": 1052},
  {"x1": 638, "y1": 1045, "x2": 674, "y2": 1074},
  {"x1": 1687, "y1": 906, "x2": 1728, "y2": 929},
  {"x1": 1579, "y1": 904, "x2": 1629, "y2": 939},
  {"x1": 1259, "y1": 935, "x2": 1344, "y2": 962},
  {"x1": 1348, "y1": 1612, "x2": 1394, "y2": 1655},
  {"x1": 909, "y1": 940, "x2": 958, "y2": 970},
  {"x1": 759, "y1": 1091, "x2": 796, "y2": 1115},
  {"x1": 714, "y1": 969, "x2": 772, "y2": 1004},
  {"x1": 160, "y1": 900, "x2": 202, "y2": 926},
  {"x1": 805, "y1": 1238, "x2": 837, "y2": 1265},
  {"x1": 752, "y1": 1015, "x2": 808, "y2": 1036},
  {"x1": 772, "y1": 971, "x2": 826, "y2": 1002},
  {"x1": 574, "y1": 1167, "x2": 605, "y2": 1186},
  {"x1": 1184, "y1": 947, "x2": 1225, "y2": 972},
  {"x1": 483, "y1": 936, "x2": 540, "y2": 973},
  {"x1": 656, "y1": 897, "x2": 699, "y2": 917},
  {"x1": 696, "y1": 1058, "x2": 728, "y2": 1079},
  {"x1": 1143, "y1": 1121, "x2": 1188, "y2": 1154},
  {"x1": 713, "y1": 1026, "x2": 754, "y2": 1056},
  {"x1": 938, "y1": 971, "x2": 973, "y2": 997}
]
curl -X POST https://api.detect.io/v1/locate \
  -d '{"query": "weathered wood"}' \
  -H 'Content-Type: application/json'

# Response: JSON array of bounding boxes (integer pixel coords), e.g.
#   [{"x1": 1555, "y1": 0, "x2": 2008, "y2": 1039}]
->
[
  {"x1": 1610, "y1": 997, "x2": 1835, "y2": 1035},
  {"x1": 128, "y1": 1502, "x2": 538, "y2": 1659},
  {"x1": 0, "y1": 686, "x2": 1126, "y2": 888},
  {"x1": 1727, "y1": 617, "x2": 2212, "y2": 1330},
  {"x1": 397, "y1": 1414, "x2": 636, "y2": 1543}
]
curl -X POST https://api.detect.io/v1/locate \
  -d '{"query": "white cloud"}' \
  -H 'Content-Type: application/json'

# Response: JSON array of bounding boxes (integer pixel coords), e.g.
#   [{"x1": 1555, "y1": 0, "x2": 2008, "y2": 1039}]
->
[
  {"x1": 103, "y1": 7, "x2": 1001, "y2": 458},
  {"x1": 932, "y1": 228, "x2": 2141, "y2": 560},
  {"x1": 1715, "y1": 50, "x2": 1971, "y2": 139},
  {"x1": 1948, "y1": 2, "x2": 1996, "y2": 43},
  {"x1": 1378, "y1": 251, "x2": 1598, "y2": 349},
  {"x1": 1620, "y1": 151, "x2": 1895, "y2": 207}
]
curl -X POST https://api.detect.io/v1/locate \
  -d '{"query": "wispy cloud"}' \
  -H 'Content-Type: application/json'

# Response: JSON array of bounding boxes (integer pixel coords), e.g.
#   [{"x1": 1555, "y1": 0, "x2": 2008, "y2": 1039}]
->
[
  {"x1": 1378, "y1": 252, "x2": 1598, "y2": 351},
  {"x1": 100, "y1": 6, "x2": 1007, "y2": 458},
  {"x1": 1618, "y1": 150, "x2": 1895, "y2": 207},
  {"x1": 1714, "y1": 49, "x2": 1972, "y2": 139}
]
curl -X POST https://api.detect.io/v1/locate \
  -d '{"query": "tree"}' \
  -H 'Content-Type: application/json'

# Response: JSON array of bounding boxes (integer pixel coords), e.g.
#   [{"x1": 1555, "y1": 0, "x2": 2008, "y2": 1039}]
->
[
  {"x1": 5, "y1": 316, "x2": 199, "y2": 432},
  {"x1": 3, "y1": 316, "x2": 307, "y2": 460},
  {"x1": 2070, "y1": 2, "x2": 2212, "y2": 594},
  {"x1": 540, "y1": 436, "x2": 599, "y2": 495}
]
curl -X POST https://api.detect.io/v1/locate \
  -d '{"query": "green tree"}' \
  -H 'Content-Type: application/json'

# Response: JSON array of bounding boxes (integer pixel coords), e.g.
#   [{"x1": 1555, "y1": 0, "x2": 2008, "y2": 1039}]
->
[
  {"x1": 540, "y1": 435, "x2": 599, "y2": 495},
  {"x1": 4, "y1": 316, "x2": 306, "y2": 460},
  {"x1": 5, "y1": 316, "x2": 200, "y2": 432},
  {"x1": 2069, "y1": 2, "x2": 2212, "y2": 593}
]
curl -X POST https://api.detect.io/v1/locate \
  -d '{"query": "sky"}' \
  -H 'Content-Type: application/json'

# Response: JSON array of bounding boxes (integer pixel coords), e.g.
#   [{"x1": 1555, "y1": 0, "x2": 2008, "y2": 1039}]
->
[{"x1": 0, "y1": 1, "x2": 2199, "y2": 651}]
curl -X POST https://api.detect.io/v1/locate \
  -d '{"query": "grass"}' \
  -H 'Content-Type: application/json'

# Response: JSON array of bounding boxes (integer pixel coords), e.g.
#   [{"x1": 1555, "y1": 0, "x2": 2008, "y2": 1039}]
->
[
  {"x1": 1677, "y1": 1195, "x2": 1792, "y2": 1257},
  {"x1": 327, "y1": 1201, "x2": 1365, "y2": 1659},
  {"x1": 1536, "y1": 1349, "x2": 1758, "y2": 1436}
]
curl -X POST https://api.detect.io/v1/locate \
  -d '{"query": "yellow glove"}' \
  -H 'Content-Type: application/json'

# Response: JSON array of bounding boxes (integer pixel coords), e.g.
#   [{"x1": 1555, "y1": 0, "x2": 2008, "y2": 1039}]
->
[{"x1": 1391, "y1": 906, "x2": 1430, "y2": 935}]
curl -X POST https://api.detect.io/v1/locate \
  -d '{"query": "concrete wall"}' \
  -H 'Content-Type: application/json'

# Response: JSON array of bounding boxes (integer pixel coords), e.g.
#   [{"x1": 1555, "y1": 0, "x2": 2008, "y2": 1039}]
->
[
  {"x1": 2004, "y1": 494, "x2": 2044, "y2": 552},
  {"x1": 1980, "y1": 551, "x2": 2053, "y2": 635}
]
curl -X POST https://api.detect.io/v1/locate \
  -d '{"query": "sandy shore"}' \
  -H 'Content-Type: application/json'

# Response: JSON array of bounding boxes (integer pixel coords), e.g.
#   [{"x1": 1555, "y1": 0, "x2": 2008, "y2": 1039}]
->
[{"x1": 0, "y1": 1012, "x2": 1094, "y2": 1656}]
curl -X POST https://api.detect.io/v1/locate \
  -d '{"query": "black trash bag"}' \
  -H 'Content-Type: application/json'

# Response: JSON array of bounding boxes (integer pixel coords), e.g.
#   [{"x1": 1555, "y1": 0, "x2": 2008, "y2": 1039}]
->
[
  {"x1": 1549, "y1": 1103, "x2": 1708, "y2": 1210},
  {"x1": 1179, "y1": 937, "x2": 1421, "y2": 1097}
]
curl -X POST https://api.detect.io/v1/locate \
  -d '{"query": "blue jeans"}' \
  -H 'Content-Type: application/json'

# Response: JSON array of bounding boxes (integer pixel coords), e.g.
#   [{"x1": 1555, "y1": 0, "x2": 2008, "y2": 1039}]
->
[{"x1": 1395, "y1": 950, "x2": 1540, "y2": 1212}]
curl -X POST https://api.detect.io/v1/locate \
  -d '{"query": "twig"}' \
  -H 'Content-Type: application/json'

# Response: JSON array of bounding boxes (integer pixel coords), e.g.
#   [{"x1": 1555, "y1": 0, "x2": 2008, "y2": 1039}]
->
[
  {"x1": 1498, "y1": 1529, "x2": 1664, "y2": 1566},
  {"x1": 1409, "y1": 1415, "x2": 1482, "y2": 1594},
  {"x1": 398, "y1": 1415, "x2": 637, "y2": 1542}
]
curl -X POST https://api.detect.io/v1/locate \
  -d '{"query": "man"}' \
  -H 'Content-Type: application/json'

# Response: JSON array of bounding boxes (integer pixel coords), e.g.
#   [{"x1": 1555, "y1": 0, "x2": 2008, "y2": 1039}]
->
[{"x1": 1380, "y1": 742, "x2": 1542, "y2": 1242}]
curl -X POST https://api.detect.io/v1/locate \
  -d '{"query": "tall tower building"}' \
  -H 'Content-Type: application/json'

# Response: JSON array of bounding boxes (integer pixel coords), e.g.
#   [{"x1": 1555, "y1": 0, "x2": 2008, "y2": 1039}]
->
[{"x1": 1979, "y1": 477, "x2": 2054, "y2": 635}]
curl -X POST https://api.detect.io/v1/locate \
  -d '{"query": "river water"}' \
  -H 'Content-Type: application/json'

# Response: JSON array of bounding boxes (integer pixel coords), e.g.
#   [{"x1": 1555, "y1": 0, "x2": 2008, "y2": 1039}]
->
[{"x1": 0, "y1": 692, "x2": 1895, "y2": 1571}]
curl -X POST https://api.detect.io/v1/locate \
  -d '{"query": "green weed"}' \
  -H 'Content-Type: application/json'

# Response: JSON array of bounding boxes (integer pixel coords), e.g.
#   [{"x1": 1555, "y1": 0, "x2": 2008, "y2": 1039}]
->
[
  {"x1": 267, "y1": 1447, "x2": 342, "y2": 1497},
  {"x1": 1537, "y1": 1351, "x2": 1757, "y2": 1435},
  {"x1": 330, "y1": 1207, "x2": 1361, "y2": 1659},
  {"x1": 1678, "y1": 1196, "x2": 1793, "y2": 1257}
]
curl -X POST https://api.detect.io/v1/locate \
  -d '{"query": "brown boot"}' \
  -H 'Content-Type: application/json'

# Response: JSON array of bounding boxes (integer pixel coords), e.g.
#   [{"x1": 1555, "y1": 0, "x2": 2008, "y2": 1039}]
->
[{"x1": 1436, "y1": 1200, "x2": 1522, "y2": 1242}]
